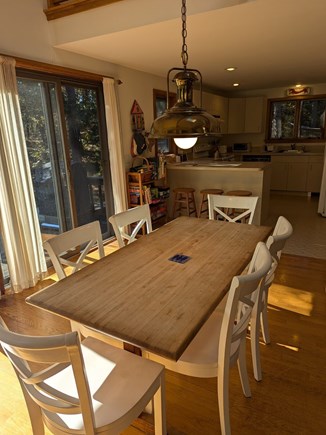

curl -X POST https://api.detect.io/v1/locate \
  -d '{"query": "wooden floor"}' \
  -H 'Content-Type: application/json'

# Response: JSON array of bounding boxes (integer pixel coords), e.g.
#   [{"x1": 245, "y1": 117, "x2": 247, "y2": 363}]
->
[{"x1": 0, "y1": 252, "x2": 325, "y2": 435}]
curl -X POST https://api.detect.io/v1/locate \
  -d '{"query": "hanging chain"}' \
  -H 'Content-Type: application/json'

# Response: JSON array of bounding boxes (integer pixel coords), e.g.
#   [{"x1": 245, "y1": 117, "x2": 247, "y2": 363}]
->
[{"x1": 181, "y1": 0, "x2": 188, "y2": 68}]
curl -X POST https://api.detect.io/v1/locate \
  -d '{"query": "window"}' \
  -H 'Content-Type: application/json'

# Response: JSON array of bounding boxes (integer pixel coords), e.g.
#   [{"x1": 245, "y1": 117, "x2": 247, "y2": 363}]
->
[
  {"x1": 267, "y1": 96, "x2": 326, "y2": 142},
  {"x1": 153, "y1": 89, "x2": 176, "y2": 154},
  {"x1": 17, "y1": 70, "x2": 114, "y2": 239}
]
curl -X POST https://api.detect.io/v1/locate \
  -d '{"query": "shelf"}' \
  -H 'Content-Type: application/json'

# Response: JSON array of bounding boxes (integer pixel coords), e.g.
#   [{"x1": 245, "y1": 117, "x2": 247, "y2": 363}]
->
[{"x1": 126, "y1": 171, "x2": 170, "y2": 228}]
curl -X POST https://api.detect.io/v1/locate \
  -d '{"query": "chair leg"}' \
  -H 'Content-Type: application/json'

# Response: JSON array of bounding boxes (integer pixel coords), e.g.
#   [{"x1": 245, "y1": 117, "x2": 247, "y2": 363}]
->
[
  {"x1": 261, "y1": 304, "x2": 271, "y2": 344},
  {"x1": 18, "y1": 378, "x2": 45, "y2": 435},
  {"x1": 237, "y1": 339, "x2": 251, "y2": 396},
  {"x1": 250, "y1": 313, "x2": 262, "y2": 382},
  {"x1": 153, "y1": 373, "x2": 167, "y2": 435},
  {"x1": 217, "y1": 362, "x2": 231, "y2": 435}
]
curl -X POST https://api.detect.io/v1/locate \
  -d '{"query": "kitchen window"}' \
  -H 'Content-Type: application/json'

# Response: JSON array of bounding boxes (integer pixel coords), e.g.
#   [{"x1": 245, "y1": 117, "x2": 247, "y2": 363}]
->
[{"x1": 266, "y1": 95, "x2": 326, "y2": 142}]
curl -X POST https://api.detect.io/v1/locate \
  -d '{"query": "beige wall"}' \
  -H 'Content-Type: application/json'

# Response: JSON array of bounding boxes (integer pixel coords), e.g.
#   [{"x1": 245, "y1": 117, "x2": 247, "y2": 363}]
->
[
  {"x1": 1, "y1": 0, "x2": 325, "y2": 167},
  {"x1": 0, "y1": 0, "x2": 167, "y2": 171}
]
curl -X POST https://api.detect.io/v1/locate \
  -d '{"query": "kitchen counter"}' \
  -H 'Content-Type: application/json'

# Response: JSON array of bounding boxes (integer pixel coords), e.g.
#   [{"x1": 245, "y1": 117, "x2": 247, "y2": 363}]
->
[
  {"x1": 235, "y1": 151, "x2": 324, "y2": 156},
  {"x1": 167, "y1": 160, "x2": 271, "y2": 225},
  {"x1": 170, "y1": 160, "x2": 270, "y2": 170}
]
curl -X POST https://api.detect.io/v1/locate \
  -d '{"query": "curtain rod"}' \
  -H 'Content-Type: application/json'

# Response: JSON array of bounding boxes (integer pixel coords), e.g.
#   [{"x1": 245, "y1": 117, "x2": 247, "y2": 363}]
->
[{"x1": 0, "y1": 52, "x2": 122, "y2": 84}]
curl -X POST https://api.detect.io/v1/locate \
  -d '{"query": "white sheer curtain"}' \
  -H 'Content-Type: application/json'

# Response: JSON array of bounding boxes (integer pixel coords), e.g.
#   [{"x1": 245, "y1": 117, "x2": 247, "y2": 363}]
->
[
  {"x1": 0, "y1": 55, "x2": 46, "y2": 293},
  {"x1": 103, "y1": 77, "x2": 128, "y2": 213}
]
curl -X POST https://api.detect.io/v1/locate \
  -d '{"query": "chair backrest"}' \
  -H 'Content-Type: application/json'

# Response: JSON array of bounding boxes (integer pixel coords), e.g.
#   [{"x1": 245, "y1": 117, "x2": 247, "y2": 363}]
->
[
  {"x1": 208, "y1": 194, "x2": 259, "y2": 224},
  {"x1": 108, "y1": 204, "x2": 153, "y2": 248},
  {"x1": 267, "y1": 215, "x2": 293, "y2": 263},
  {"x1": 219, "y1": 242, "x2": 272, "y2": 364},
  {"x1": 0, "y1": 316, "x2": 96, "y2": 433},
  {"x1": 265, "y1": 215, "x2": 293, "y2": 284},
  {"x1": 43, "y1": 220, "x2": 104, "y2": 280}
]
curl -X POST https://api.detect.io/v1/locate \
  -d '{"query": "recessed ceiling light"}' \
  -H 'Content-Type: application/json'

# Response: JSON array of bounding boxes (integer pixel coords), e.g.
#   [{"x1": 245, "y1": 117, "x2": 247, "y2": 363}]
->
[
  {"x1": 226, "y1": 67, "x2": 237, "y2": 71},
  {"x1": 233, "y1": 83, "x2": 240, "y2": 87}
]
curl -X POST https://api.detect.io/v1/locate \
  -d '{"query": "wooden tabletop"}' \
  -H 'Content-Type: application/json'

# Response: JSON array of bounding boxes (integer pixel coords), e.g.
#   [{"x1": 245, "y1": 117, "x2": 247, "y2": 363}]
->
[{"x1": 26, "y1": 217, "x2": 272, "y2": 361}]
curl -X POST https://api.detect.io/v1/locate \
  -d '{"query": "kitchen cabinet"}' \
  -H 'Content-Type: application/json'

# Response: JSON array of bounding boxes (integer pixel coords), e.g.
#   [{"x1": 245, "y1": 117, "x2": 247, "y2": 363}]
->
[
  {"x1": 202, "y1": 92, "x2": 229, "y2": 134},
  {"x1": 227, "y1": 98, "x2": 245, "y2": 134},
  {"x1": 306, "y1": 157, "x2": 324, "y2": 192},
  {"x1": 271, "y1": 155, "x2": 323, "y2": 192},
  {"x1": 271, "y1": 159, "x2": 288, "y2": 190},
  {"x1": 227, "y1": 96, "x2": 265, "y2": 134},
  {"x1": 287, "y1": 162, "x2": 308, "y2": 191}
]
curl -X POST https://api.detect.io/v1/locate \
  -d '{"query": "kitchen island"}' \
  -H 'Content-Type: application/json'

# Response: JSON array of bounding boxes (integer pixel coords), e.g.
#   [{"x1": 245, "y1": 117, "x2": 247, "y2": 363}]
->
[{"x1": 166, "y1": 160, "x2": 271, "y2": 225}]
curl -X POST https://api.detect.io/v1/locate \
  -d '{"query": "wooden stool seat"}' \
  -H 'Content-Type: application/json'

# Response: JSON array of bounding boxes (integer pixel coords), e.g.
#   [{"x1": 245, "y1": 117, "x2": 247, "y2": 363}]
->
[
  {"x1": 173, "y1": 188, "x2": 197, "y2": 218},
  {"x1": 226, "y1": 190, "x2": 252, "y2": 196},
  {"x1": 198, "y1": 188, "x2": 224, "y2": 218}
]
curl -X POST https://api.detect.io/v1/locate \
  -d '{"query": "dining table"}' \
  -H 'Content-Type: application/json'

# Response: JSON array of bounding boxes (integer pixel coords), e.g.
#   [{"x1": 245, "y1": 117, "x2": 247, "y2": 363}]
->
[{"x1": 26, "y1": 216, "x2": 272, "y2": 361}]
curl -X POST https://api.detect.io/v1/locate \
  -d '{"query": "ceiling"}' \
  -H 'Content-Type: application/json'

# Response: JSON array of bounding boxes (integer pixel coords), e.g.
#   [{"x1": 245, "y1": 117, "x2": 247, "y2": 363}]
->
[{"x1": 51, "y1": 0, "x2": 326, "y2": 93}]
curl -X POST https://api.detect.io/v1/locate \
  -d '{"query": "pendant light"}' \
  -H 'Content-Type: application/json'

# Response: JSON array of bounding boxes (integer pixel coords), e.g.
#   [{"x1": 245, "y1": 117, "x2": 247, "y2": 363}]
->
[{"x1": 149, "y1": 0, "x2": 221, "y2": 150}]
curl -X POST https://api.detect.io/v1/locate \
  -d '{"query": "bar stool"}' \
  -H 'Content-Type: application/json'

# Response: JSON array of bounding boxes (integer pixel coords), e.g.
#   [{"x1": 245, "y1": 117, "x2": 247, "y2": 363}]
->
[
  {"x1": 226, "y1": 190, "x2": 252, "y2": 196},
  {"x1": 172, "y1": 187, "x2": 197, "y2": 218},
  {"x1": 198, "y1": 188, "x2": 224, "y2": 218}
]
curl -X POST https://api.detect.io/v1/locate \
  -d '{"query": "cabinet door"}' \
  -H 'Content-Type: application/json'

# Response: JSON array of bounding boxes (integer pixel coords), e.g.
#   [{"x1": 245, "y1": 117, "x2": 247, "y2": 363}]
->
[
  {"x1": 244, "y1": 96, "x2": 264, "y2": 133},
  {"x1": 287, "y1": 162, "x2": 308, "y2": 191},
  {"x1": 306, "y1": 162, "x2": 323, "y2": 192},
  {"x1": 211, "y1": 95, "x2": 229, "y2": 134},
  {"x1": 227, "y1": 98, "x2": 245, "y2": 133},
  {"x1": 271, "y1": 161, "x2": 288, "y2": 190}
]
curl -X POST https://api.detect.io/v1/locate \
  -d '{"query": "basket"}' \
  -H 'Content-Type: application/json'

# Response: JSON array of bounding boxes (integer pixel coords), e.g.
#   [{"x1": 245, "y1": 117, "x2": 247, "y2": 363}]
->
[{"x1": 129, "y1": 157, "x2": 153, "y2": 183}]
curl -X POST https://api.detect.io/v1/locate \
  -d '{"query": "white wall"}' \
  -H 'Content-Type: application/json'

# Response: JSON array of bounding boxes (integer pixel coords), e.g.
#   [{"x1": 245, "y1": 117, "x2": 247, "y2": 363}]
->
[
  {"x1": 0, "y1": 0, "x2": 167, "y2": 170},
  {"x1": 1, "y1": 0, "x2": 325, "y2": 163}
]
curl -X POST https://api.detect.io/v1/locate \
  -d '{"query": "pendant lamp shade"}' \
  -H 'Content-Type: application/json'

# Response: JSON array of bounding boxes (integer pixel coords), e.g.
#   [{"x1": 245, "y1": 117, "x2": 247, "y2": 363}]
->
[{"x1": 149, "y1": 2, "x2": 221, "y2": 149}]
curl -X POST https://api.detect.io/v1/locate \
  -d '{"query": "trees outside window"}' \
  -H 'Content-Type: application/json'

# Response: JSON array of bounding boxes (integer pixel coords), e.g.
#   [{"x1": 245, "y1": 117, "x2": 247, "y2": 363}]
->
[
  {"x1": 267, "y1": 96, "x2": 326, "y2": 142},
  {"x1": 17, "y1": 71, "x2": 114, "y2": 238}
]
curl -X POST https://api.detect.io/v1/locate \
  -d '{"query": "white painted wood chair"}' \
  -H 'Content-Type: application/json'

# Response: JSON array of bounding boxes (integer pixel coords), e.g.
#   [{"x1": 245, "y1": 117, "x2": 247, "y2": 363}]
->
[
  {"x1": 250, "y1": 216, "x2": 293, "y2": 381},
  {"x1": 109, "y1": 204, "x2": 153, "y2": 248},
  {"x1": 43, "y1": 220, "x2": 104, "y2": 280},
  {"x1": 145, "y1": 242, "x2": 272, "y2": 435},
  {"x1": 0, "y1": 316, "x2": 166, "y2": 435},
  {"x1": 208, "y1": 194, "x2": 259, "y2": 224},
  {"x1": 43, "y1": 220, "x2": 119, "y2": 347}
]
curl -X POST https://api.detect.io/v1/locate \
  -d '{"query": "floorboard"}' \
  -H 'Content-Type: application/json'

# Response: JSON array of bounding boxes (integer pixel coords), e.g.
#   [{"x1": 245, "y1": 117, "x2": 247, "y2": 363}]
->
[{"x1": 0, "y1": 253, "x2": 325, "y2": 434}]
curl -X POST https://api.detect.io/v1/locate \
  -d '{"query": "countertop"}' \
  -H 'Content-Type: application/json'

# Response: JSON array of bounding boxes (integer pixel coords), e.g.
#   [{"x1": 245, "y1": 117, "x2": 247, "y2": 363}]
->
[
  {"x1": 167, "y1": 160, "x2": 270, "y2": 171},
  {"x1": 234, "y1": 151, "x2": 324, "y2": 156}
]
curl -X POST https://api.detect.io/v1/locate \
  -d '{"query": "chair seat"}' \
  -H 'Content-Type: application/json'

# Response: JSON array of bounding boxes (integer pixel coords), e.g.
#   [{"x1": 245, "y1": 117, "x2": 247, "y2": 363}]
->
[{"x1": 44, "y1": 337, "x2": 164, "y2": 432}]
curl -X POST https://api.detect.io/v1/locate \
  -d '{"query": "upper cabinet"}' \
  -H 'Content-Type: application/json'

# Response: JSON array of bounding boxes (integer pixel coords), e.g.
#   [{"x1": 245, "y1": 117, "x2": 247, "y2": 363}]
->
[
  {"x1": 227, "y1": 96, "x2": 265, "y2": 134},
  {"x1": 202, "y1": 92, "x2": 229, "y2": 134},
  {"x1": 194, "y1": 91, "x2": 265, "y2": 135}
]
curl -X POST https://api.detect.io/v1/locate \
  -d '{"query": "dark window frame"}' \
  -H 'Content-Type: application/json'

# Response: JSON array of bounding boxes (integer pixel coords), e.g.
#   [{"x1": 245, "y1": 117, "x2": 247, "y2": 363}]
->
[
  {"x1": 152, "y1": 88, "x2": 177, "y2": 155},
  {"x1": 266, "y1": 95, "x2": 326, "y2": 143}
]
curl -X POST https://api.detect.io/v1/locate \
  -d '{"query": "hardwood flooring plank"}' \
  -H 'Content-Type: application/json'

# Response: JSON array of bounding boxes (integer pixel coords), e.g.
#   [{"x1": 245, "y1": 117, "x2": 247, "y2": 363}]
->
[{"x1": 0, "y1": 253, "x2": 325, "y2": 434}]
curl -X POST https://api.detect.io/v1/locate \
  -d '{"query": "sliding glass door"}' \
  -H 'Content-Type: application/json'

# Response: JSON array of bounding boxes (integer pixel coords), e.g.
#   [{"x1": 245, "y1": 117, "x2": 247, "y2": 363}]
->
[{"x1": 16, "y1": 72, "x2": 114, "y2": 239}]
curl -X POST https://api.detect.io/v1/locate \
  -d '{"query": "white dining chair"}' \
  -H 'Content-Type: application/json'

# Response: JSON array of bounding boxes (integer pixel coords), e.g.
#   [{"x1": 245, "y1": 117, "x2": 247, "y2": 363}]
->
[
  {"x1": 43, "y1": 220, "x2": 120, "y2": 347},
  {"x1": 109, "y1": 204, "x2": 153, "y2": 248},
  {"x1": 144, "y1": 242, "x2": 272, "y2": 435},
  {"x1": 208, "y1": 194, "x2": 259, "y2": 224},
  {"x1": 0, "y1": 316, "x2": 166, "y2": 435},
  {"x1": 43, "y1": 220, "x2": 104, "y2": 280},
  {"x1": 250, "y1": 215, "x2": 293, "y2": 381}
]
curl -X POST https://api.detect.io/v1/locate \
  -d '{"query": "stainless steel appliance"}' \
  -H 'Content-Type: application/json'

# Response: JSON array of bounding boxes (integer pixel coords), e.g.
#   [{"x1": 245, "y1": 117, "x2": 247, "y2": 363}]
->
[{"x1": 232, "y1": 143, "x2": 251, "y2": 153}]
